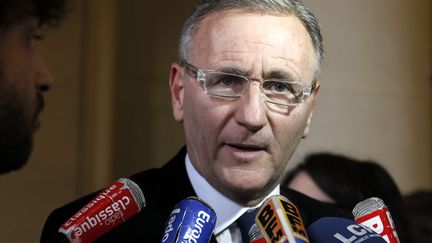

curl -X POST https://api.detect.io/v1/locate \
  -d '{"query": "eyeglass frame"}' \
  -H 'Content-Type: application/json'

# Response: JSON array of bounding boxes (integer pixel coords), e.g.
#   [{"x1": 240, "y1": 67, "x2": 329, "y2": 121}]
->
[{"x1": 181, "y1": 61, "x2": 317, "y2": 107}]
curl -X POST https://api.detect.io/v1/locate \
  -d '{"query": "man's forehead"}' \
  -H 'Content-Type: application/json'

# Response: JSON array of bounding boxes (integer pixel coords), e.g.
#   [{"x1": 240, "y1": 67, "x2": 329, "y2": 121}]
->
[
  {"x1": 192, "y1": 10, "x2": 312, "y2": 55},
  {"x1": 198, "y1": 9, "x2": 298, "y2": 29},
  {"x1": 190, "y1": 10, "x2": 315, "y2": 82}
]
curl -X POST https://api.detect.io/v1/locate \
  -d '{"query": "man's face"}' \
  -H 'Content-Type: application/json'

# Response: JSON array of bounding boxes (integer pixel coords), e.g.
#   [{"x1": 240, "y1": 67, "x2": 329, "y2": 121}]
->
[
  {"x1": 170, "y1": 10, "x2": 319, "y2": 205},
  {"x1": 0, "y1": 17, "x2": 54, "y2": 174}
]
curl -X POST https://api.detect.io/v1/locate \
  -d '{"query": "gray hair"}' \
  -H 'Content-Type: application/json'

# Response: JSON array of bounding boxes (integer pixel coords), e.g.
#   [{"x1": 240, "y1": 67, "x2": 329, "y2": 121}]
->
[{"x1": 178, "y1": 0, "x2": 323, "y2": 78}]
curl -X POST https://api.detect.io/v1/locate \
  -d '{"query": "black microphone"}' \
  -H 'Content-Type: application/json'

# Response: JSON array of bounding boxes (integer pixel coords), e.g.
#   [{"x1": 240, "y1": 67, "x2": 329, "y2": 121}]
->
[
  {"x1": 47, "y1": 178, "x2": 145, "y2": 243},
  {"x1": 160, "y1": 197, "x2": 217, "y2": 243},
  {"x1": 307, "y1": 217, "x2": 387, "y2": 243}
]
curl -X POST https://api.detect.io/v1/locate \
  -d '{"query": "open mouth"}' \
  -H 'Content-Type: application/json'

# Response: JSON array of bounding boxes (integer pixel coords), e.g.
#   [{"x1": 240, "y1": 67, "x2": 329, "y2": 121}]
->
[
  {"x1": 224, "y1": 143, "x2": 267, "y2": 162},
  {"x1": 226, "y1": 143, "x2": 267, "y2": 153},
  {"x1": 230, "y1": 144, "x2": 263, "y2": 151}
]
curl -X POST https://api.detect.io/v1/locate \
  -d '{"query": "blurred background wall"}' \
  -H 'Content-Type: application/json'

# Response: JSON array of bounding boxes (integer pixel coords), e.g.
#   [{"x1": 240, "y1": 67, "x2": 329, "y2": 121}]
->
[{"x1": 0, "y1": 0, "x2": 430, "y2": 242}]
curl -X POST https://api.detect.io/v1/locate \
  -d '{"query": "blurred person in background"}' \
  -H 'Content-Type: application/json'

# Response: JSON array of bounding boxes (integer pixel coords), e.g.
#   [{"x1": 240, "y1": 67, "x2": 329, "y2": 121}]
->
[
  {"x1": 284, "y1": 152, "x2": 418, "y2": 242},
  {"x1": 0, "y1": 0, "x2": 67, "y2": 174},
  {"x1": 404, "y1": 190, "x2": 432, "y2": 242}
]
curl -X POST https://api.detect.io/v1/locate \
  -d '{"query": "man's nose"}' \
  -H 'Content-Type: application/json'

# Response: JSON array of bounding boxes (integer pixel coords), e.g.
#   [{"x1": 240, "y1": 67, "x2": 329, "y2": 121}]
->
[
  {"x1": 34, "y1": 54, "x2": 54, "y2": 93},
  {"x1": 234, "y1": 83, "x2": 268, "y2": 131}
]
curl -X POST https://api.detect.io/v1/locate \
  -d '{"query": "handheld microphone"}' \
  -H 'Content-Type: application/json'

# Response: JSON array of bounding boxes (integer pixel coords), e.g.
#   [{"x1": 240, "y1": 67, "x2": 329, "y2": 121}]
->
[
  {"x1": 51, "y1": 178, "x2": 145, "y2": 243},
  {"x1": 307, "y1": 217, "x2": 387, "y2": 243},
  {"x1": 160, "y1": 197, "x2": 217, "y2": 243},
  {"x1": 248, "y1": 223, "x2": 267, "y2": 243},
  {"x1": 352, "y1": 197, "x2": 400, "y2": 243},
  {"x1": 255, "y1": 195, "x2": 309, "y2": 243}
]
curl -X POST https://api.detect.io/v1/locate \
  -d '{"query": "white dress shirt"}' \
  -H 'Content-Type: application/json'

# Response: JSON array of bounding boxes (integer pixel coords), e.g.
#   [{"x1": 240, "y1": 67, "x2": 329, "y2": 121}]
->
[{"x1": 185, "y1": 154, "x2": 280, "y2": 243}]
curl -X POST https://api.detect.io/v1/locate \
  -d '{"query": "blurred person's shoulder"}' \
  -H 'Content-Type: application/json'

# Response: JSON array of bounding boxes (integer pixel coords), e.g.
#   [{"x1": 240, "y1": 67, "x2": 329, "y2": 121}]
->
[{"x1": 281, "y1": 185, "x2": 352, "y2": 226}]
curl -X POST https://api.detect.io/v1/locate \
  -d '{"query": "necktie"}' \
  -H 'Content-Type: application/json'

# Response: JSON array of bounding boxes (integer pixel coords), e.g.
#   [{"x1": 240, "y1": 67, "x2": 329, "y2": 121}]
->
[{"x1": 236, "y1": 209, "x2": 258, "y2": 243}]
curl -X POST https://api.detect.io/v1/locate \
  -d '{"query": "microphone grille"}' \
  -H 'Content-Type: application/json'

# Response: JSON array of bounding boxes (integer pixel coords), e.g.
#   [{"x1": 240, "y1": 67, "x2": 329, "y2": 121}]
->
[
  {"x1": 248, "y1": 223, "x2": 263, "y2": 241},
  {"x1": 352, "y1": 197, "x2": 385, "y2": 219},
  {"x1": 119, "y1": 178, "x2": 146, "y2": 209}
]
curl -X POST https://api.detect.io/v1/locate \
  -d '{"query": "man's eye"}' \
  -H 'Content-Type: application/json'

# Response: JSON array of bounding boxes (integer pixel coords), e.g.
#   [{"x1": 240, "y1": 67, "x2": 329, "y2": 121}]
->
[
  {"x1": 25, "y1": 27, "x2": 45, "y2": 44},
  {"x1": 208, "y1": 74, "x2": 244, "y2": 87},
  {"x1": 273, "y1": 83, "x2": 289, "y2": 92},
  {"x1": 264, "y1": 81, "x2": 291, "y2": 93},
  {"x1": 218, "y1": 76, "x2": 237, "y2": 86},
  {"x1": 28, "y1": 32, "x2": 45, "y2": 42},
  {"x1": 32, "y1": 33, "x2": 45, "y2": 41}
]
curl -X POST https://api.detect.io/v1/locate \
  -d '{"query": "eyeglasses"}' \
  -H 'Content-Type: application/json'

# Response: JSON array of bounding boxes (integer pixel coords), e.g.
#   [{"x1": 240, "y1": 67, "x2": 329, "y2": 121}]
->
[{"x1": 182, "y1": 61, "x2": 317, "y2": 107}]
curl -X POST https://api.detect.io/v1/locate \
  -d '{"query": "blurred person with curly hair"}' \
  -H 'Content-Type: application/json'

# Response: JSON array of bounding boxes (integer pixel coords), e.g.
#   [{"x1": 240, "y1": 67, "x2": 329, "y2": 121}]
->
[{"x1": 0, "y1": 0, "x2": 67, "y2": 174}]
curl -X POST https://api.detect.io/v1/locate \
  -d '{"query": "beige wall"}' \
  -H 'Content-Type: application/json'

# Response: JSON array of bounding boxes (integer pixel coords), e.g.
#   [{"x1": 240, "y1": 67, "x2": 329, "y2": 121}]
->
[
  {"x1": 293, "y1": 0, "x2": 432, "y2": 193},
  {"x1": 111, "y1": 0, "x2": 193, "y2": 179},
  {"x1": 0, "y1": 0, "x2": 430, "y2": 242}
]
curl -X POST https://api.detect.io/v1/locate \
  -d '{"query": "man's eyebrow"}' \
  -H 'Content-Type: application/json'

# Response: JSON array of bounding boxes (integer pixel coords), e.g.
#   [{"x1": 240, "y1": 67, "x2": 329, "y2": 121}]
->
[
  {"x1": 217, "y1": 67, "x2": 250, "y2": 76},
  {"x1": 214, "y1": 67, "x2": 299, "y2": 81},
  {"x1": 263, "y1": 70, "x2": 299, "y2": 81}
]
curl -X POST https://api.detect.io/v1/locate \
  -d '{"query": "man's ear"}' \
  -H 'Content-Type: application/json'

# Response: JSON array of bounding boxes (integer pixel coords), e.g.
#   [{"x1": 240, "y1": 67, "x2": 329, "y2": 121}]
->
[
  {"x1": 169, "y1": 63, "x2": 185, "y2": 123},
  {"x1": 302, "y1": 80, "x2": 320, "y2": 138}
]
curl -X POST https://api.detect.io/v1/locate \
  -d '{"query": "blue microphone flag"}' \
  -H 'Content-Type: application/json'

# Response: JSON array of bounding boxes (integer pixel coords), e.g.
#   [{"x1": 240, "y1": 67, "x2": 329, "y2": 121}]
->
[
  {"x1": 307, "y1": 217, "x2": 386, "y2": 243},
  {"x1": 161, "y1": 197, "x2": 217, "y2": 243}
]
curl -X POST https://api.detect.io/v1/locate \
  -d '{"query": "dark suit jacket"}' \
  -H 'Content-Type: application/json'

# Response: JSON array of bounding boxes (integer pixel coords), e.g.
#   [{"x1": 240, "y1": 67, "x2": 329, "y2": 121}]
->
[{"x1": 41, "y1": 146, "x2": 350, "y2": 242}]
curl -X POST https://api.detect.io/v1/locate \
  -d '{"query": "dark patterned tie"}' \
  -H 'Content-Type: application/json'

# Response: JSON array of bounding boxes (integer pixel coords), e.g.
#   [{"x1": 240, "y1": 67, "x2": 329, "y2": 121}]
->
[{"x1": 236, "y1": 208, "x2": 258, "y2": 243}]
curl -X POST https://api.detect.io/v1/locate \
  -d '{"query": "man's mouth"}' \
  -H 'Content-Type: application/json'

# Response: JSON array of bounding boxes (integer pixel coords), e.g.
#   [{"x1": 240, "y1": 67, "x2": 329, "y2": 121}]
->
[
  {"x1": 227, "y1": 143, "x2": 266, "y2": 151},
  {"x1": 36, "y1": 93, "x2": 45, "y2": 115},
  {"x1": 224, "y1": 142, "x2": 268, "y2": 155},
  {"x1": 32, "y1": 93, "x2": 45, "y2": 129},
  {"x1": 223, "y1": 142, "x2": 267, "y2": 162}
]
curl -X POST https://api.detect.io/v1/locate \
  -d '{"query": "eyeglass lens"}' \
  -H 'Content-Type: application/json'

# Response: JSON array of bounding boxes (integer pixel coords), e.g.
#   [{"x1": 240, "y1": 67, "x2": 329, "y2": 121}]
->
[{"x1": 203, "y1": 72, "x2": 305, "y2": 105}]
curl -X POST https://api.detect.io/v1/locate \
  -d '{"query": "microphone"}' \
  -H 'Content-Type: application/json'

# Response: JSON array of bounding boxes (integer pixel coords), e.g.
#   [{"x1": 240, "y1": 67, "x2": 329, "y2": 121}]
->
[
  {"x1": 255, "y1": 195, "x2": 309, "y2": 243},
  {"x1": 50, "y1": 178, "x2": 145, "y2": 243},
  {"x1": 352, "y1": 197, "x2": 400, "y2": 243},
  {"x1": 248, "y1": 224, "x2": 267, "y2": 243},
  {"x1": 160, "y1": 197, "x2": 217, "y2": 243},
  {"x1": 307, "y1": 217, "x2": 387, "y2": 243}
]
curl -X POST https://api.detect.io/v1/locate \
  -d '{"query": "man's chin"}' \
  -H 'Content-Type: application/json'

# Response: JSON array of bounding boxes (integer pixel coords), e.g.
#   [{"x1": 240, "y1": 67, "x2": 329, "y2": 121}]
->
[
  {"x1": 0, "y1": 84, "x2": 41, "y2": 174},
  {"x1": 223, "y1": 179, "x2": 272, "y2": 205},
  {"x1": 0, "y1": 135, "x2": 33, "y2": 174},
  {"x1": 229, "y1": 189, "x2": 269, "y2": 206}
]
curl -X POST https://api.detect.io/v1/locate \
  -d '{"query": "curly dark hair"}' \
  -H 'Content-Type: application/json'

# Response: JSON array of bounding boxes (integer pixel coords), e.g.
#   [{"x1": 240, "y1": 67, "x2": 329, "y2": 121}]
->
[{"x1": 0, "y1": 0, "x2": 67, "y2": 28}]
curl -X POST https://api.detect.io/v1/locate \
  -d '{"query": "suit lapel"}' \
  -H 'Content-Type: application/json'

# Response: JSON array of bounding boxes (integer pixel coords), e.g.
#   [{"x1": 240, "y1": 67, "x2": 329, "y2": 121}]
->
[{"x1": 159, "y1": 147, "x2": 218, "y2": 243}]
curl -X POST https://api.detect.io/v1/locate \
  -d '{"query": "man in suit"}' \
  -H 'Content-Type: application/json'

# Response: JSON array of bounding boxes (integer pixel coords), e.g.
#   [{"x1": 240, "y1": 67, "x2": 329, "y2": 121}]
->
[
  {"x1": 41, "y1": 0, "x2": 350, "y2": 242},
  {"x1": 0, "y1": 0, "x2": 66, "y2": 175}
]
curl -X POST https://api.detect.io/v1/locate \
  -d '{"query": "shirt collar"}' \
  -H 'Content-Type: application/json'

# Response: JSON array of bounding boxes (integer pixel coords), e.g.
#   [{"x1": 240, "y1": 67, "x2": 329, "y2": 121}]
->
[{"x1": 185, "y1": 153, "x2": 280, "y2": 235}]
